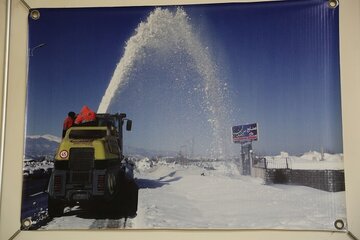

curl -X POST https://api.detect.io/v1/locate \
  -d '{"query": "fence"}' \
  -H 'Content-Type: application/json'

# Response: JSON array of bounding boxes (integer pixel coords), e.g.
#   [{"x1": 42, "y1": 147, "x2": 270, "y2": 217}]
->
[
  {"x1": 253, "y1": 157, "x2": 291, "y2": 169},
  {"x1": 251, "y1": 156, "x2": 345, "y2": 192}
]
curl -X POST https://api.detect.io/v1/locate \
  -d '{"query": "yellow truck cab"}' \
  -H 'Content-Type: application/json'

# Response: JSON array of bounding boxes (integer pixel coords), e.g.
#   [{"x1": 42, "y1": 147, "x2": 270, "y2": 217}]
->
[
  {"x1": 47, "y1": 113, "x2": 138, "y2": 218},
  {"x1": 56, "y1": 126, "x2": 121, "y2": 162}
]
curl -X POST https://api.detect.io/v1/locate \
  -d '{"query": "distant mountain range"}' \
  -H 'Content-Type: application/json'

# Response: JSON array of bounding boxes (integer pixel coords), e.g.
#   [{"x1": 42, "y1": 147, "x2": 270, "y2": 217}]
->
[
  {"x1": 124, "y1": 145, "x2": 177, "y2": 158},
  {"x1": 25, "y1": 134, "x2": 177, "y2": 160},
  {"x1": 25, "y1": 135, "x2": 61, "y2": 159},
  {"x1": 27, "y1": 134, "x2": 61, "y2": 143}
]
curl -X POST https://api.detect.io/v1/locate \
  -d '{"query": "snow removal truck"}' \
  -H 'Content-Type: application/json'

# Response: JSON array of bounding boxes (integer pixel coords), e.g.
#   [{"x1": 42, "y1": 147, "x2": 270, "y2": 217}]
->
[{"x1": 47, "y1": 113, "x2": 138, "y2": 218}]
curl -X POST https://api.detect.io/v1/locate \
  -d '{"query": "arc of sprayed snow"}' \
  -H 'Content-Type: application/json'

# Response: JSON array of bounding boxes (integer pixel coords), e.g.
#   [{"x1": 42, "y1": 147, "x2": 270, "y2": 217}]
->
[
  {"x1": 97, "y1": 8, "x2": 180, "y2": 113},
  {"x1": 97, "y1": 36, "x2": 145, "y2": 113}
]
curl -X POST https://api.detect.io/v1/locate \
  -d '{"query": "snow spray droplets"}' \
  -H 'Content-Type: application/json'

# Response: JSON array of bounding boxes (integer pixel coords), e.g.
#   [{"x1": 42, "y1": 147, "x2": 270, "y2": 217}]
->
[{"x1": 98, "y1": 8, "x2": 232, "y2": 158}]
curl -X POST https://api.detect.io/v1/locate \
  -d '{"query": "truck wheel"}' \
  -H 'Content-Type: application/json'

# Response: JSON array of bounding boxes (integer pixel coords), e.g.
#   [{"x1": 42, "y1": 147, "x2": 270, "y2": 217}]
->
[
  {"x1": 117, "y1": 180, "x2": 138, "y2": 217},
  {"x1": 48, "y1": 197, "x2": 64, "y2": 218},
  {"x1": 128, "y1": 181, "x2": 138, "y2": 217}
]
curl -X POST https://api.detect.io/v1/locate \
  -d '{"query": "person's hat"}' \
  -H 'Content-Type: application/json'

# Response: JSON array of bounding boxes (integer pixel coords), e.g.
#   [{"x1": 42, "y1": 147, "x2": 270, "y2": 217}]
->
[{"x1": 68, "y1": 111, "x2": 76, "y2": 118}]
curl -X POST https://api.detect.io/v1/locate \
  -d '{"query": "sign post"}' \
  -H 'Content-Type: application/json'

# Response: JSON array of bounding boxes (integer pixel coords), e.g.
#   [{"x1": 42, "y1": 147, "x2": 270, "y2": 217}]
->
[{"x1": 232, "y1": 123, "x2": 258, "y2": 175}]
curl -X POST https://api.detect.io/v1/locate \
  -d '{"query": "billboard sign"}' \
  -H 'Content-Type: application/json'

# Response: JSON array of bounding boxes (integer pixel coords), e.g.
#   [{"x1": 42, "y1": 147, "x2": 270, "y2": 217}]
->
[{"x1": 232, "y1": 123, "x2": 258, "y2": 143}]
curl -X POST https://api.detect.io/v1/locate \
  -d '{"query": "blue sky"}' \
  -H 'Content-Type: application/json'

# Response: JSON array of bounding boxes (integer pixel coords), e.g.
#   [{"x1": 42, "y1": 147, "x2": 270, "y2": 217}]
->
[{"x1": 26, "y1": 0, "x2": 342, "y2": 156}]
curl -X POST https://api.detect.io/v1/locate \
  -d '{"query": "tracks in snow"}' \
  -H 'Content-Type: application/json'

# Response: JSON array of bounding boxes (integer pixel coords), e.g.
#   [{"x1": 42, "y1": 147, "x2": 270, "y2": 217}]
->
[
  {"x1": 39, "y1": 207, "x2": 133, "y2": 230},
  {"x1": 89, "y1": 217, "x2": 130, "y2": 229}
]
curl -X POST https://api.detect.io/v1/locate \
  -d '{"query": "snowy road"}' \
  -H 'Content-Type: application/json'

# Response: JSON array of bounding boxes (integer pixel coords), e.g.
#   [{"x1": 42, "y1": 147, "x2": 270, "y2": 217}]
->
[
  {"x1": 43, "y1": 214, "x2": 131, "y2": 229},
  {"x1": 41, "y1": 206, "x2": 133, "y2": 229},
  {"x1": 40, "y1": 159, "x2": 346, "y2": 230}
]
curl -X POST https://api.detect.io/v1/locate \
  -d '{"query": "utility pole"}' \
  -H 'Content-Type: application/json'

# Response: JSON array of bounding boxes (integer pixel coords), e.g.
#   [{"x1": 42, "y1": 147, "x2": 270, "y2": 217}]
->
[{"x1": 191, "y1": 137, "x2": 194, "y2": 159}]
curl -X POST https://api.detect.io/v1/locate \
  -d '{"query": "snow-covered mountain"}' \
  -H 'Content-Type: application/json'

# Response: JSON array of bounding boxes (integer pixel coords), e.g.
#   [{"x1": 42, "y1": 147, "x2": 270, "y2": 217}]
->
[
  {"x1": 25, "y1": 134, "x2": 178, "y2": 159},
  {"x1": 27, "y1": 134, "x2": 61, "y2": 142},
  {"x1": 25, "y1": 134, "x2": 60, "y2": 159}
]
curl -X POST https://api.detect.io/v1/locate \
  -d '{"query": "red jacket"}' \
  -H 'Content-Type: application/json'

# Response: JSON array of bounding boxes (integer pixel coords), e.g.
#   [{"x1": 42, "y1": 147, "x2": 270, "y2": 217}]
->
[
  {"x1": 63, "y1": 116, "x2": 74, "y2": 130},
  {"x1": 75, "y1": 105, "x2": 96, "y2": 124}
]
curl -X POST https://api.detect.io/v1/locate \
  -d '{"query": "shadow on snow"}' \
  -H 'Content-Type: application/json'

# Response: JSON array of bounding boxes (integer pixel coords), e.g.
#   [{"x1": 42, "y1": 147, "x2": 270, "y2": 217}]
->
[{"x1": 136, "y1": 172, "x2": 182, "y2": 189}]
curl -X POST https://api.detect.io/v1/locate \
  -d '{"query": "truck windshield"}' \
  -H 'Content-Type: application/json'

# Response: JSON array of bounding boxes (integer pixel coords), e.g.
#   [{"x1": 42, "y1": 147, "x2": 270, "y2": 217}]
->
[
  {"x1": 69, "y1": 130, "x2": 107, "y2": 139},
  {"x1": 97, "y1": 117, "x2": 118, "y2": 129}
]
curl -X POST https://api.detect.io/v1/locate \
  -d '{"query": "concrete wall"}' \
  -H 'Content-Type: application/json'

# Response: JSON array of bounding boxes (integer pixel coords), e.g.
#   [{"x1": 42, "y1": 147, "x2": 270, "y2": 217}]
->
[
  {"x1": 251, "y1": 165, "x2": 345, "y2": 192},
  {"x1": 262, "y1": 168, "x2": 345, "y2": 192}
]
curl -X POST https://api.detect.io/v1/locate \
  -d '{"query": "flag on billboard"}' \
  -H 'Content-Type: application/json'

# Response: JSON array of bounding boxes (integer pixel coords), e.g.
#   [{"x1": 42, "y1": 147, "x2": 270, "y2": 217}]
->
[{"x1": 232, "y1": 123, "x2": 258, "y2": 143}]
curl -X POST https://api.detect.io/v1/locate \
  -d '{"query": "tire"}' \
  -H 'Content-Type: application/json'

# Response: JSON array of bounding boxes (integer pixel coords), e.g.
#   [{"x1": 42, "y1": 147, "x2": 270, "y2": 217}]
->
[
  {"x1": 109, "y1": 177, "x2": 137, "y2": 217},
  {"x1": 128, "y1": 181, "x2": 138, "y2": 216},
  {"x1": 107, "y1": 174, "x2": 125, "y2": 216},
  {"x1": 118, "y1": 180, "x2": 138, "y2": 217},
  {"x1": 48, "y1": 197, "x2": 64, "y2": 218}
]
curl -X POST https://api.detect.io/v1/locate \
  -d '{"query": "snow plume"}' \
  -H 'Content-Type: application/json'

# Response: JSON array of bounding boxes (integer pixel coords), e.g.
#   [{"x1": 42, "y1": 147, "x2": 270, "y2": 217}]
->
[{"x1": 98, "y1": 8, "x2": 232, "y2": 158}]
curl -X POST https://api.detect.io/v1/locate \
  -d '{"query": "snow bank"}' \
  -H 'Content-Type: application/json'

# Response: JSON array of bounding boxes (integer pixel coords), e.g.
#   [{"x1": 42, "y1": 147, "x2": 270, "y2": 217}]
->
[
  {"x1": 133, "y1": 156, "x2": 241, "y2": 178},
  {"x1": 23, "y1": 159, "x2": 53, "y2": 177},
  {"x1": 265, "y1": 151, "x2": 344, "y2": 170},
  {"x1": 134, "y1": 157, "x2": 154, "y2": 172}
]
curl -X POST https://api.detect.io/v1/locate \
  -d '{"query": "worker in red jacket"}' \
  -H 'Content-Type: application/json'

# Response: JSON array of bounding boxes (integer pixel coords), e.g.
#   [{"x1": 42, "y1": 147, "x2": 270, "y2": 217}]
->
[
  {"x1": 62, "y1": 111, "x2": 76, "y2": 138},
  {"x1": 75, "y1": 105, "x2": 96, "y2": 125}
]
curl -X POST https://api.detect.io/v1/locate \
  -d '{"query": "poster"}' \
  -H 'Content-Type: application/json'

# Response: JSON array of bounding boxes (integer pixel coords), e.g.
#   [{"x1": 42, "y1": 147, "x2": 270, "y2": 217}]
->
[{"x1": 21, "y1": 0, "x2": 346, "y2": 231}]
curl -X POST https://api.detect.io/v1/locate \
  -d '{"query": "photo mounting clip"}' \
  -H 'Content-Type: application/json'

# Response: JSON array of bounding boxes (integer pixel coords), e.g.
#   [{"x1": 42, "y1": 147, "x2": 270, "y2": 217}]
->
[
  {"x1": 30, "y1": 9, "x2": 40, "y2": 20},
  {"x1": 328, "y1": 0, "x2": 339, "y2": 9}
]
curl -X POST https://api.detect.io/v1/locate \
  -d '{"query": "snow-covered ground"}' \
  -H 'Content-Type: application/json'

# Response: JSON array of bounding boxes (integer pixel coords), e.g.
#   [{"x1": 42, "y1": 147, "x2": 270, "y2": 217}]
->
[
  {"x1": 41, "y1": 157, "x2": 346, "y2": 230},
  {"x1": 41, "y1": 207, "x2": 132, "y2": 230},
  {"x1": 23, "y1": 146, "x2": 345, "y2": 230},
  {"x1": 23, "y1": 159, "x2": 53, "y2": 176},
  {"x1": 131, "y1": 157, "x2": 346, "y2": 230}
]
